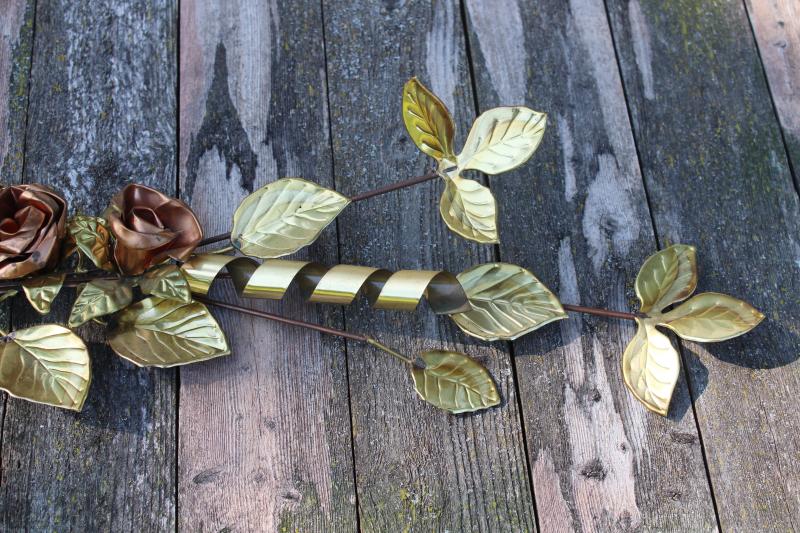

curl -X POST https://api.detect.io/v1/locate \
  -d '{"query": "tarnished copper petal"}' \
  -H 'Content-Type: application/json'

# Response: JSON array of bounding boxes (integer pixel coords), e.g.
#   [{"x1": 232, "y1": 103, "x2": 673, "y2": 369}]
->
[
  {"x1": 0, "y1": 207, "x2": 45, "y2": 254},
  {"x1": 113, "y1": 243, "x2": 157, "y2": 276},
  {"x1": 153, "y1": 198, "x2": 203, "y2": 250},
  {"x1": 108, "y1": 212, "x2": 176, "y2": 251}
]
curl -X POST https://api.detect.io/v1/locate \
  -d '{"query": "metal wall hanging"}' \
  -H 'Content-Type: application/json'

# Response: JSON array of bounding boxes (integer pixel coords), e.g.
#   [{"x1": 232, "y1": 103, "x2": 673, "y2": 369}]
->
[{"x1": 0, "y1": 79, "x2": 763, "y2": 418}]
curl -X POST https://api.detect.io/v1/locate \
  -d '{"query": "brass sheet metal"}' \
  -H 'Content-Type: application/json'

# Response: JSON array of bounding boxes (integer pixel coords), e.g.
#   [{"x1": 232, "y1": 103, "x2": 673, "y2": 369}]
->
[{"x1": 182, "y1": 254, "x2": 471, "y2": 315}]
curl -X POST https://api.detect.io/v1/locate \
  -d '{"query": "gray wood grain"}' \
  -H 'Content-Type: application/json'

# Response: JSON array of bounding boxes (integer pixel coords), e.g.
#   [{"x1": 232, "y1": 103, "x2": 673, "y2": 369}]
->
[
  {"x1": 0, "y1": 1, "x2": 178, "y2": 530},
  {"x1": 178, "y1": 1, "x2": 357, "y2": 531},
  {"x1": 0, "y1": 0, "x2": 32, "y2": 184},
  {"x1": 744, "y1": 0, "x2": 800, "y2": 178},
  {"x1": 464, "y1": 0, "x2": 718, "y2": 530},
  {"x1": 323, "y1": 1, "x2": 536, "y2": 531},
  {"x1": 0, "y1": 0, "x2": 34, "y2": 504},
  {"x1": 606, "y1": 0, "x2": 800, "y2": 529}
]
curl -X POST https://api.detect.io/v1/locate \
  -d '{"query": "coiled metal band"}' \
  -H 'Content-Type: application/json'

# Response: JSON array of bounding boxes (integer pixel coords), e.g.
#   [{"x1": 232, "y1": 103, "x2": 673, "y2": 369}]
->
[{"x1": 182, "y1": 254, "x2": 472, "y2": 315}]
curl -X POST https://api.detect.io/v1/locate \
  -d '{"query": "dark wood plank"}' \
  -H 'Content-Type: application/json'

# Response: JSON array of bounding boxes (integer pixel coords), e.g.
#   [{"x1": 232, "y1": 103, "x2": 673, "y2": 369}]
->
[
  {"x1": 323, "y1": 1, "x2": 536, "y2": 531},
  {"x1": 0, "y1": 0, "x2": 33, "y2": 184},
  {"x1": 606, "y1": 0, "x2": 800, "y2": 529},
  {"x1": 0, "y1": 0, "x2": 34, "y2": 504},
  {"x1": 463, "y1": 0, "x2": 717, "y2": 530},
  {"x1": 744, "y1": 0, "x2": 800, "y2": 176},
  {"x1": 0, "y1": 1, "x2": 178, "y2": 530},
  {"x1": 178, "y1": 1, "x2": 357, "y2": 530}
]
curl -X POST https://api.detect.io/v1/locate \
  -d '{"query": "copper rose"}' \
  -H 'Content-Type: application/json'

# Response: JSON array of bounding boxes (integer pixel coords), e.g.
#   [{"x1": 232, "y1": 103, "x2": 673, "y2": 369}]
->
[
  {"x1": 0, "y1": 184, "x2": 67, "y2": 280},
  {"x1": 106, "y1": 184, "x2": 202, "y2": 275}
]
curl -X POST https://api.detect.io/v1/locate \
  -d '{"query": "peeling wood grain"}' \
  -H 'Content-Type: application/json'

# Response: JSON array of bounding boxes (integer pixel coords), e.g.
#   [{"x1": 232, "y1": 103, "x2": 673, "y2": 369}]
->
[
  {"x1": 0, "y1": 0, "x2": 33, "y2": 498},
  {"x1": 0, "y1": 1, "x2": 178, "y2": 531},
  {"x1": 606, "y1": 0, "x2": 800, "y2": 529},
  {"x1": 323, "y1": 1, "x2": 537, "y2": 531},
  {"x1": 744, "y1": 0, "x2": 800, "y2": 176},
  {"x1": 178, "y1": 1, "x2": 357, "y2": 531},
  {"x1": 0, "y1": 0, "x2": 32, "y2": 183},
  {"x1": 465, "y1": 0, "x2": 718, "y2": 530}
]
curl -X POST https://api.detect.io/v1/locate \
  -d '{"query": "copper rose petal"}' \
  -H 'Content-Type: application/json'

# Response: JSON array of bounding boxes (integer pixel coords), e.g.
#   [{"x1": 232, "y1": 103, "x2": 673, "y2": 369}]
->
[
  {"x1": 107, "y1": 184, "x2": 203, "y2": 275},
  {"x1": 152, "y1": 198, "x2": 203, "y2": 261},
  {"x1": 0, "y1": 184, "x2": 66, "y2": 280}
]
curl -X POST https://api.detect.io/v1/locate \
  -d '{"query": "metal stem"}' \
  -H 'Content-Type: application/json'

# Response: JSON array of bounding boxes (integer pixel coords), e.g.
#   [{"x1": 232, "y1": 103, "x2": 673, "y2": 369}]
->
[
  {"x1": 0, "y1": 272, "x2": 641, "y2": 322},
  {"x1": 194, "y1": 295, "x2": 368, "y2": 342},
  {"x1": 196, "y1": 169, "x2": 440, "y2": 248},
  {"x1": 561, "y1": 303, "x2": 639, "y2": 321},
  {"x1": 366, "y1": 338, "x2": 414, "y2": 365},
  {"x1": 348, "y1": 169, "x2": 439, "y2": 202}
]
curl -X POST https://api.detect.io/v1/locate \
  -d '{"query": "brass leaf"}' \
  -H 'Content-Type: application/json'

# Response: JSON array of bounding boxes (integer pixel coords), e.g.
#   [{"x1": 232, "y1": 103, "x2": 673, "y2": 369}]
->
[
  {"x1": 661, "y1": 292, "x2": 765, "y2": 342},
  {"x1": 0, "y1": 324, "x2": 91, "y2": 411},
  {"x1": 402, "y1": 77, "x2": 456, "y2": 162},
  {"x1": 0, "y1": 290, "x2": 18, "y2": 303},
  {"x1": 139, "y1": 264, "x2": 191, "y2": 303},
  {"x1": 456, "y1": 106, "x2": 546, "y2": 175},
  {"x1": 230, "y1": 178, "x2": 350, "y2": 259},
  {"x1": 452, "y1": 263, "x2": 566, "y2": 341},
  {"x1": 635, "y1": 244, "x2": 697, "y2": 314},
  {"x1": 69, "y1": 279, "x2": 133, "y2": 328},
  {"x1": 108, "y1": 297, "x2": 229, "y2": 367},
  {"x1": 622, "y1": 318, "x2": 680, "y2": 416},
  {"x1": 439, "y1": 175, "x2": 499, "y2": 244},
  {"x1": 66, "y1": 215, "x2": 114, "y2": 270},
  {"x1": 410, "y1": 350, "x2": 500, "y2": 413},
  {"x1": 22, "y1": 273, "x2": 65, "y2": 315}
]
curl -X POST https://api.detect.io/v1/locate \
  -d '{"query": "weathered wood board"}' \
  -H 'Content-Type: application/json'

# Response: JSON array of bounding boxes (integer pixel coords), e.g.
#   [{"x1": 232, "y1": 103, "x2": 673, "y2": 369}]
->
[
  {"x1": 606, "y1": 0, "x2": 800, "y2": 529},
  {"x1": 323, "y1": 1, "x2": 536, "y2": 531},
  {"x1": 0, "y1": 1, "x2": 178, "y2": 530},
  {"x1": 744, "y1": 0, "x2": 800, "y2": 176},
  {"x1": 464, "y1": 0, "x2": 717, "y2": 530},
  {"x1": 0, "y1": 0, "x2": 34, "y2": 488},
  {"x1": 178, "y1": 1, "x2": 357, "y2": 531},
  {"x1": 0, "y1": 0, "x2": 32, "y2": 184}
]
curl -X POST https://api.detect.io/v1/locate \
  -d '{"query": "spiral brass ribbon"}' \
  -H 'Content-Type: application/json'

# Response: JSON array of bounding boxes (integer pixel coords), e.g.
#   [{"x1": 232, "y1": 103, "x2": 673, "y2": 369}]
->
[{"x1": 182, "y1": 254, "x2": 472, "y2": 315}]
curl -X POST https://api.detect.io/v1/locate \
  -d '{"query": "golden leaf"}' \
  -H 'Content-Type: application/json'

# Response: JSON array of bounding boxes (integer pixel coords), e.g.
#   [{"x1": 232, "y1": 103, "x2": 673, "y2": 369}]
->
[
  {"x1": 439, "y1": 175, "x2": 499, "y2": 243},
  {"x1": 139, "y1": 264, "x2": 191, "y2": 303},
  {"x1": 410, "y1": 350, "x2": 500, "y2": 413},
  {"x1": 622, "y1": 318, "x2": 680, "y2": 416},
  {"x1": 21, "y1": 273, "x2": 65, "y2": 315},
  {"x1": 68, "y1": 279, "x2": 133, "y2": 328},
  {"x1": 0, "y1": 324, "x2": 91, "y2": 411},
  {"x1": 108, "y1": 297, "x2": 229, "y2": 367},
  {"x1": 66, "y1": 215, "x2": 114, "y2": 270},
  {"x1": 230, "y1": 178, "x2": 350, "y2": 259},
  {"x1": 452, "y1": 263, "x2": 566, "y2": 341},
  {"x1": 0, "y1": 290, "x2": 18, "y2": 303},
  {"x1": 635, "y1": 244, "x2": 697, "y2": 314},
  {"x1": 661, "y1": 292, "x2": 764, "y2": 342},
  {"x1": 402, "y1": 77, "x2": 456, "y2": 162},
  {"x1": 456, "y1": 106, "x2": 546, "y2": 175}
]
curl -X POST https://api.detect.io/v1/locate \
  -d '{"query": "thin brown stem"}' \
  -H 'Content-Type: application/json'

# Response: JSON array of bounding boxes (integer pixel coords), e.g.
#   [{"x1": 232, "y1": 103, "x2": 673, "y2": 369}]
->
[
  {"x1": 197, "y1": 232, "x2": 231, "y2": 248},
  {"x1": 194, "y1": 295, "x2": 369, "y2": 342},
  {"x1": 0, "y1": 270, "x2": 640, "y2": 322},
  {"x1": 196, "y1": 169, "x2": 440, "y2": 248},
  {"x1": 348, "y1": 169, "x2": 439, "y2": 202},
  {"x1": 562, "y1": 303, "x2": 639, "y2": 321}
]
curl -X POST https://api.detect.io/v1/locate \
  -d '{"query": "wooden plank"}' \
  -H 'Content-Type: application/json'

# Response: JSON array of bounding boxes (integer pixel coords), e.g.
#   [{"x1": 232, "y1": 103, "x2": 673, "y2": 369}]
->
[
  {"x1": 0, "y1": 0, "x2": 34, "y2": 507},
  {"x1": 323, "y1": 2, "x2": 537, "y2": 531},
  {"x1": 0, "y1": 0, "x2": 32, "y2": 183},
  {"x1": 178, "y1": 1, "x2": 357, "y2": 531},
  {"x1": 463, "y1": 1, "x2": 718, "y2": 530},
  {"x1": 605, "y1": 0, "x2": 800, "y2": 529},
  {"x1": 0, "y1": 1, "x2": 178, "y2": 530},
  {"x1": 744, "y1": 0, "x2": 800, "y2": 174}
]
